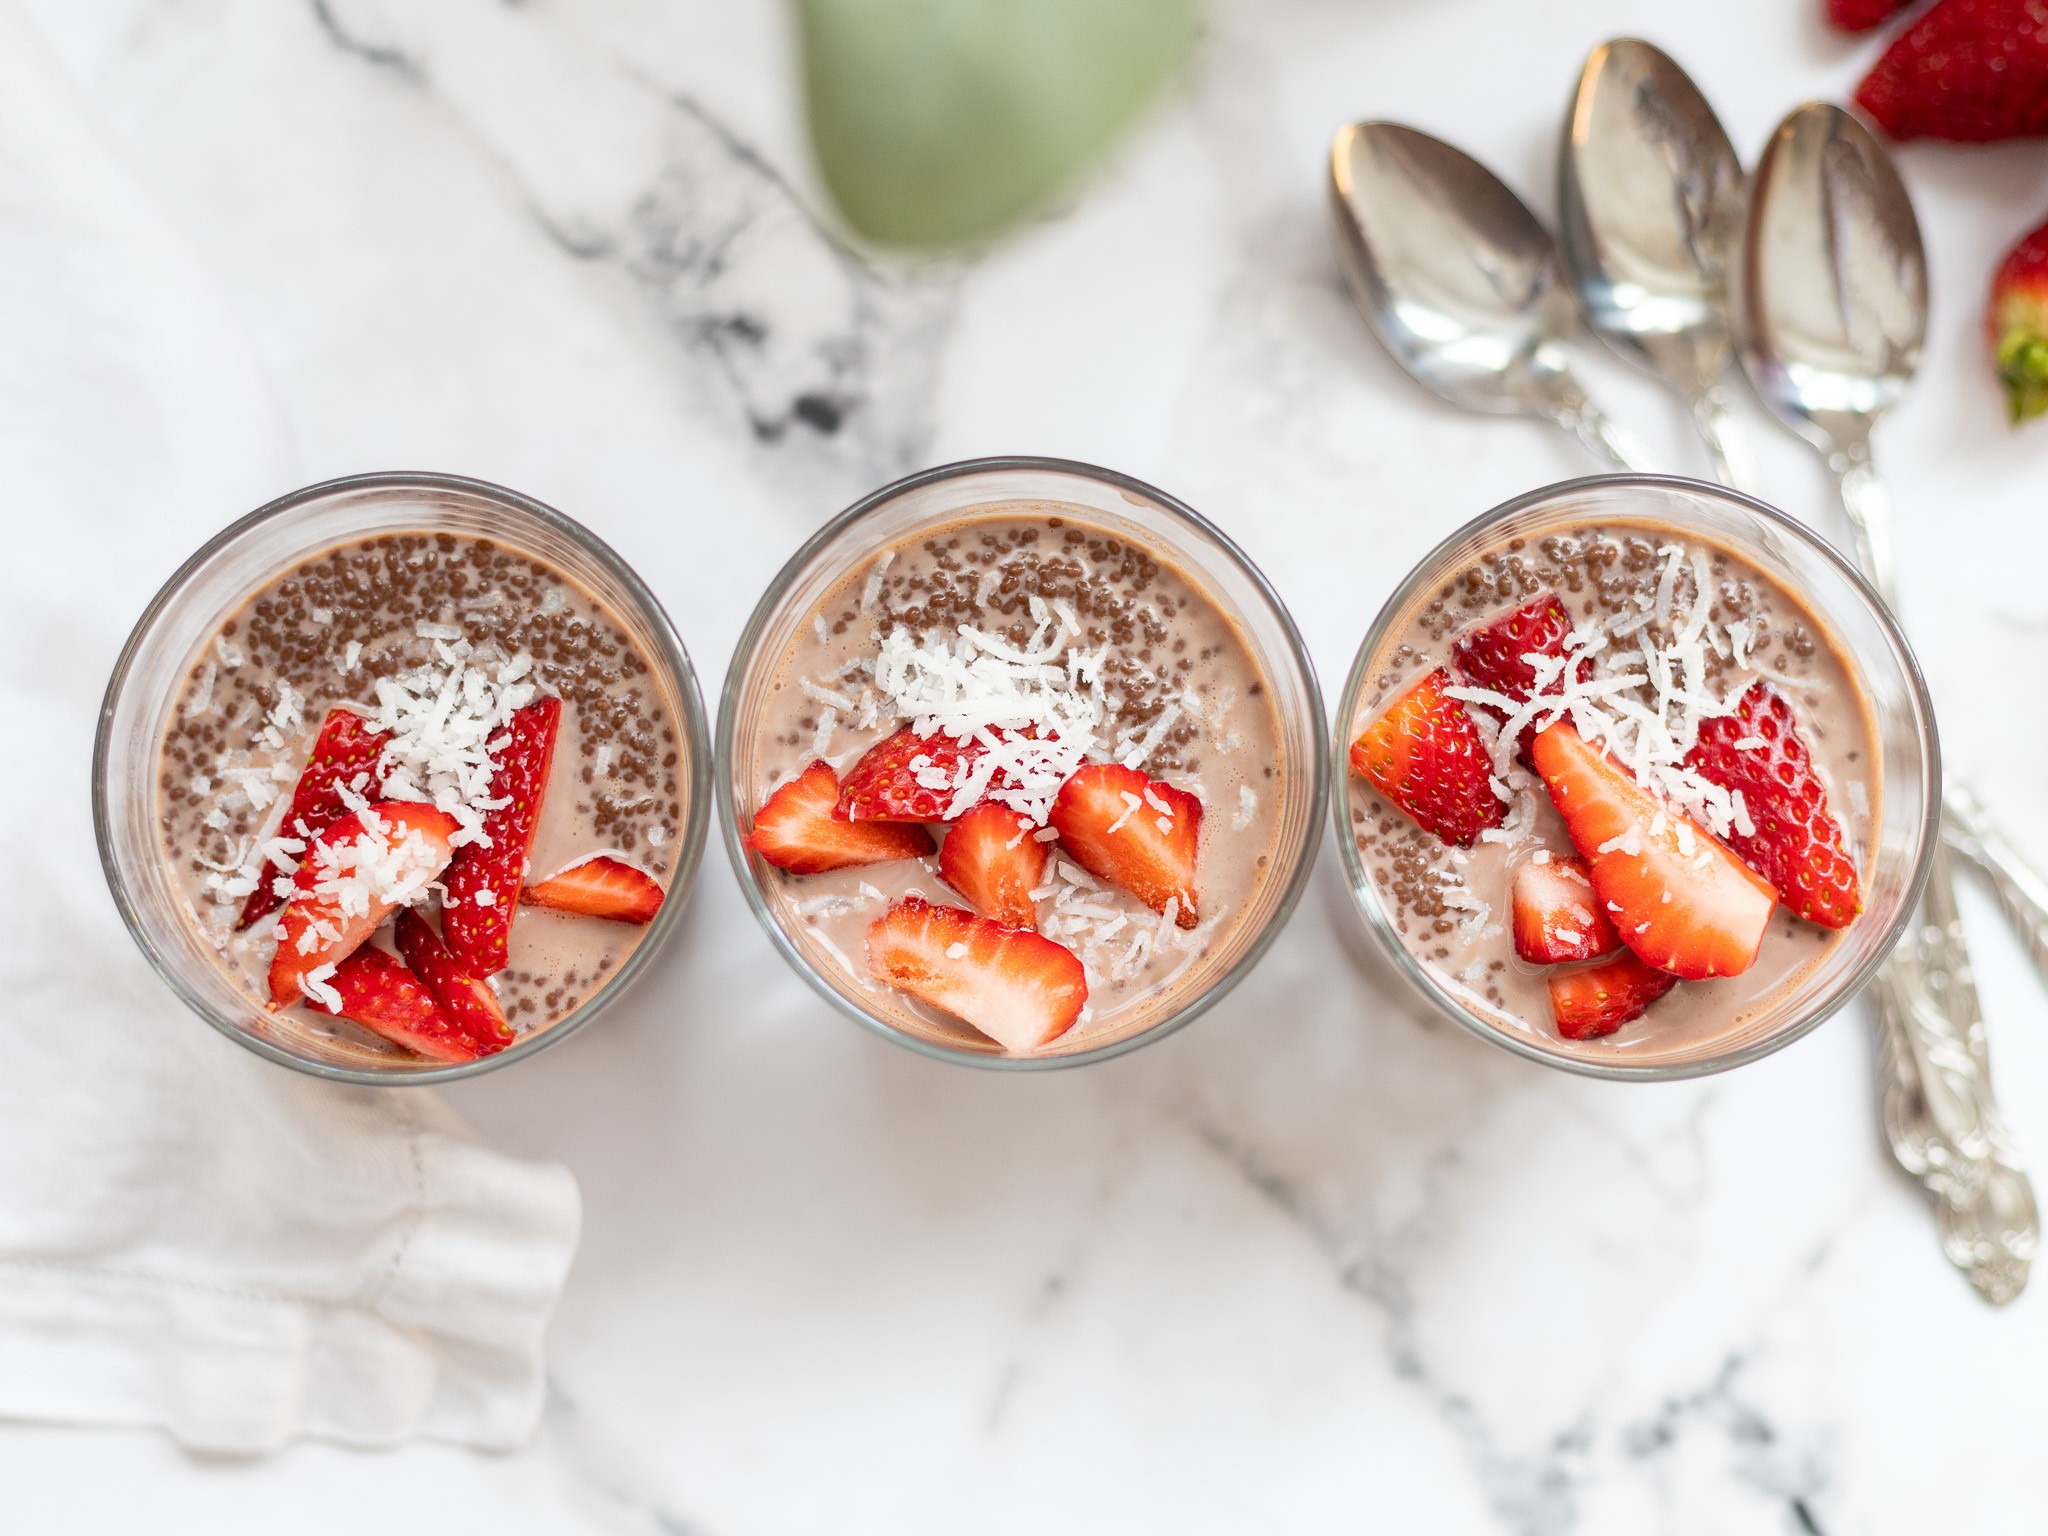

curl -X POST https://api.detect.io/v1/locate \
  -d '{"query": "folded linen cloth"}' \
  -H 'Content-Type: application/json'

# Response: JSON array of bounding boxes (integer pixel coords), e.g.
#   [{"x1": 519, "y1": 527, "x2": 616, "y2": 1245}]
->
[{"x1": 0, "y1": 2, "x2": 579, "y2": 1454}]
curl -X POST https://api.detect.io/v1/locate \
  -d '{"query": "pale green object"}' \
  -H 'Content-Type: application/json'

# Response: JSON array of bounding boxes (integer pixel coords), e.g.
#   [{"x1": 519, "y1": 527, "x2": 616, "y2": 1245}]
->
[{"x1": 799, "y1": 0, "x2": 1202, "y2": 249}]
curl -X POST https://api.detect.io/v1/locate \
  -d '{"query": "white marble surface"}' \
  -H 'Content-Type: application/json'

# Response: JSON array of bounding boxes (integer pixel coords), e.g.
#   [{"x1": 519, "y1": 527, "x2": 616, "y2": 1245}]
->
[{"x1": 13, "y1": 0, "x2": 2048, "y2": 1529}]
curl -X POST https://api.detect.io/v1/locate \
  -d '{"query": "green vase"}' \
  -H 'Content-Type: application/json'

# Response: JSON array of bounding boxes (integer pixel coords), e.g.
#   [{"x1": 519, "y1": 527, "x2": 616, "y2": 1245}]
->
[{"x1": 799, "y1": 0, "x2": 1202, "y2": 250}]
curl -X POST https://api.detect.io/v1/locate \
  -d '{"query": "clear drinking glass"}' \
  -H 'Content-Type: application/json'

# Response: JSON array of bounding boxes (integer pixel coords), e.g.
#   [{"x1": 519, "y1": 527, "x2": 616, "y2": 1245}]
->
[
  {"x1": 718, "y1": 456, "x2": 1330, "y2": 1068},
  {"x1": 95, "y1": 472, "x2": 712, "y2": 1084},
  {"x1": 1332, "y1": 474, "x2": 1939, "y2": 1080}
]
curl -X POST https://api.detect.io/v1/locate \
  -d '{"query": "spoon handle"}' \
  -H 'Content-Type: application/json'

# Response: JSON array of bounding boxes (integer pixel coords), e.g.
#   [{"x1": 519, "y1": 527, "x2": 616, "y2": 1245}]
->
[
  {"x1": 1830, "y1": 447, "x2": 2038, "y2": 1303},
  {"x1": 1536, "y1": 373, "x2": 1655, "y2": 471},
  {"x1": 1691, "y1": 384, "x2": 1756, "y2": 494},
  {"x1": 1944, "y1": 783, "x2": 2048, "y2": 989},
  {"x1": 1834, "y1": 448, "x2": 1900, "y2": 607}
]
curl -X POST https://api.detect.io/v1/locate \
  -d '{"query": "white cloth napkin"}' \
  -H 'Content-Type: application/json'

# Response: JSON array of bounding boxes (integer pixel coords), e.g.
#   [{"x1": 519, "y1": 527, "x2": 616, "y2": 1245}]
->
[{"x1": 0, "y1": 2, "x2": 580, "y2": 1455}]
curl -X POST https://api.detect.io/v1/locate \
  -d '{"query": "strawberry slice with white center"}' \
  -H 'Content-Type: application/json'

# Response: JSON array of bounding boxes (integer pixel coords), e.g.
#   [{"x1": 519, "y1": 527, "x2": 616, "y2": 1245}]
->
[
  {"x1": 393, "y1": 908, "x2": 515, "y2": 1054},
  {"x1": 1511, "y1": 853, "x2": 1622, "y2": 965},
  {"x1": 938, "y1": 801, "x2": 1048, "y2": 930},
  {"x1": 866, "y1": 895, "x2": 1087, "y2": 1053},
  {"x1": 1530, "y1": 722, "x2": 1776, "y2": 981},
  {"x1": 1048, "y1": 763, "x2": 1200, "y2": 927},
  {"x1": 1547, "y1": 950, "x2": 1680, "y2": 1041},
  {"x1": 523, "y1": 854, "x2": 666, "y2": 924},
  {"x1": 268, "y1": 801, "x2": 460, "y2": 1006},
  {"x1": 745, "y1": 759, "x2": 935, "y2": 874},
  {"x1": 1349, "y1": 668, "x2": 1505, "y2": 847},
  {"x1": 441, "y1": 696, "x2": 560, "y2": 975},
  {"x1": 303, "y1": 944, "x2": 487, "y2": 1064},
  {"x1": 837, "y1": 726, "x2": 984, "y2": 822},
  {"x1": 237, "y1": 708, "x2": 392, "y2": 929}
]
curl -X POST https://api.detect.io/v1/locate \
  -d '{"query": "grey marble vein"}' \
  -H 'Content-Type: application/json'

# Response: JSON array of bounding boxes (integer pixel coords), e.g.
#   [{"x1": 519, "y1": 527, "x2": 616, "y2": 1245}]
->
[
  {"x1": 308, "y1": 0, "x2": 956, "y2": 496},
  {"x1": 1189, "y1": 1114, "x2": 1832, "y2": 1536}
]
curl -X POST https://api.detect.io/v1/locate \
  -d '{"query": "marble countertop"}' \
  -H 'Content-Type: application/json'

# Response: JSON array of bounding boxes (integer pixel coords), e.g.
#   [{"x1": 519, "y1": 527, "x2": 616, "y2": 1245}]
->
[{"x1": 12, "y1": 0, "x2": 2048, "y2": 1530}]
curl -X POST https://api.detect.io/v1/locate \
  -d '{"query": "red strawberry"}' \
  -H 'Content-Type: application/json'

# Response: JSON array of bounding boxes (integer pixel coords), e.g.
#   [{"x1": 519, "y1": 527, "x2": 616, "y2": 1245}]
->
[
  {"x1": 1511, "y1": 853, "x2": 1622, "y2": 964},
  {"x1": 1855, "y1": 0, "x2": 2048, "y2": 143},
  {"x1": 302, "y1": 945, "x2": 486, "y2": 1064},
  {"x1": 523, "y1": 855, "x2": 666, "y2": 924},
  {"x1": 1683, "y1": 683, "x2": 1863, "y2": 929},
  {"x1": 837, "y1": 727, "x2": 981, "y2": 822},
  {"x1": 1530, "y1": 723, "x2": 1776, "y2": 981},
  {"x1": 1548, "y1": 950, "x2": 1680, "y2": 1041},
  {"x1": 1990, "y1": 214, "x2": 2048, "y2": 423},
  {"x1": 1828, "y1": 0, "x2": 1913, "y2": 30},
  {"x1": 269, "y1": 801, "x2": 460, "y2": 1005},
  {"x1": 441, "y1": 696, "x2": 560, "y2": 975},
  {"x1": 865, "y1": 895, "x2": 1087, "y2": 1053},
  {"x1": 237, "y1": 708, "x2": 391, "y2": 929},
  {"x1": 1450, "y1": 590, "x2": 1588, "y2": 707},
  {"x1": 1048, "y1": 763, "x2": 1200, "y2": 927},
  {"x1": 744, "y1": 760, "x2": 936, "y2": 874},
  {"x1": 393, "y1": 908, "x2": 514, "y2": 1053},
  {"x1": 938, "y1": 800, "x2": 1049, "y2": 929},
  {"x1": 1349, "y1": 668, "x2": 1505, "y2": 847}
]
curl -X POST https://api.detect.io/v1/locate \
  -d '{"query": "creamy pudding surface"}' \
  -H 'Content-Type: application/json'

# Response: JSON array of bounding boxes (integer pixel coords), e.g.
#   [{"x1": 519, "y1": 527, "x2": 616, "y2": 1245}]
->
[
  {"x1": 157, "y1": 531, "x2": 685, "y2": 1062},
  {"x1": 1347, "y1": 520, "x2": 1880, "y2": 1057},
  {"x1": 739, "y1": 505, "x2": 1289, "y2": 1056}
]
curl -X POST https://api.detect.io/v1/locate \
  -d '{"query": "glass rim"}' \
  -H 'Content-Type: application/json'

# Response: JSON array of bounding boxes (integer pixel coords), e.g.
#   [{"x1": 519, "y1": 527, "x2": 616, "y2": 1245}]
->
[
  {"x1": 715, "y1": 454, "x2": 1332, "y2": 1071},
  {"x1": 93, "y1": 469, "x2": 714, "y2": 1087},
  {"x1": 1329, "y1": 471, "x2": 1942, "y2": 1083}
]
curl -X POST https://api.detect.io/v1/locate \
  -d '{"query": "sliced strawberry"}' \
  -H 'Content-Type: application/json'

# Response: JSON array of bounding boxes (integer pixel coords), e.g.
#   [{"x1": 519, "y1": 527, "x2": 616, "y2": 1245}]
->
[
  {"x1": 523, "y1": 855, "x2": 666, "y2": 924},
  {"x1": 441, "y1": 696, "x2": 561, "y2": 975},
  {"x1": 1511, "y1": 853, "x2": 1622, "y2": 964},
  {"x1": 1349, "y1": 668, "x2": 1505, "y2": 847},
  {"x1": 1450, "y1": 590, "x2": 1588, "y2": 708},
  {"x1": 1047, "y1": 763, "x2": 1200, "y2": 927},
  {"x1": 1683, "y1": 683, "x2": 1863, "y2": 929},
  {"x1": 865, "y1": 895, "x2": 1086, "y2": 1053},
  {"x1": 393, "y1": 907, "x2": 514, "y2": 1053},
  {"x1": 1530, "y1": 722, "x2": 1776, "y2": 981},
  {"x1": 268, "y1": 801, "x2": 460, "y2": 1006},
  {"x1": 237, "y1": 708, "x2": 391, "y2": 929},
  {"x1": 1547, "y1": 950, "x2": 1680, "y2": 1041},
  {"x1": 302, "y1": 944, "x2": 484, "y2": 1064},
  {"x1": 745, "y1": 760, "x2": 936, "y2": 874},
  {"x1": 938, "y1": 801, "x2": 1049, "y2": 929},
  {"x1": 837, "y1": 727, "x2": 981, "y2": 822}
]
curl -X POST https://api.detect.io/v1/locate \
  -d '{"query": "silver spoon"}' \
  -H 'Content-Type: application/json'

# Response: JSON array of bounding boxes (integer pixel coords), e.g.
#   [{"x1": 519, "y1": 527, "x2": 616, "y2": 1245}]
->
[
  {"x1": 1329, "y1": 121, "x2": 1652, "y2": 469},
  {"x1": 1560, "y1": 38, "x2": 1755, "y2": 489},
  {"x1": 1736, "y1": 100, "x2": 2037, "y2": 1305}
]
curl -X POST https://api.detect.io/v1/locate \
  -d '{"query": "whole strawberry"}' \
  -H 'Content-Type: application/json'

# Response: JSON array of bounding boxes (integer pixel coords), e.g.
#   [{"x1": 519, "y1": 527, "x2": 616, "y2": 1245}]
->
[
  {"x1": 1855, "y1": 0, "x2": 2048, "y2": 143},
  {"x1": 1827, "y1": 0, "x2": 1910, "y2": 31},
  {"x1": 1990, "y1": 214, "x2": 2048, "y2": 422}
]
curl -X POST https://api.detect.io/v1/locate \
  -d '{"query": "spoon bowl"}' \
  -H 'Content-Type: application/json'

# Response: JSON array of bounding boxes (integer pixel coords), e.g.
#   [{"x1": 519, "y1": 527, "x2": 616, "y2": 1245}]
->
[
  {"x1": 1561, "y1": 38, "x2": 1751, "y2": 483},
  {"x1": 1329, "y1": 121, "x2": 1648, "y2": 467},
  {"x1": 1736, "y1": 102, "x2": 1926, "y2": 467}
]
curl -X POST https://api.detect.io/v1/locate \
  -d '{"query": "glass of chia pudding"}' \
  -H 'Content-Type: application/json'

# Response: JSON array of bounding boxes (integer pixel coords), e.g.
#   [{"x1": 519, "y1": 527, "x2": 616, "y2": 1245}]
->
[
  {"x1": 1334, "y1": 475, "x2": 1938, "y2": 1080},
  {"x1": 96, "y1": 472, "x2": 711, "y2": 1083},
  {"x1": 718, "y1": 457, "x2": 1328, "y2": 1068}
]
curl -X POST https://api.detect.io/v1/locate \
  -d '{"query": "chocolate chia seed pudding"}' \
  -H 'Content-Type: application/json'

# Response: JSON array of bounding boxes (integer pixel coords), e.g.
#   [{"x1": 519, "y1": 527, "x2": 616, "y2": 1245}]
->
[
  {"x1": 735, "y1": 505, "x2": 1289, "y2": 1058},
  {"x1": 1346, "y1": 520, "x2": 1880, "y2": 1057},
  {"x1": 156, "y1": 531, "x2": 685, "y2": 1063}
]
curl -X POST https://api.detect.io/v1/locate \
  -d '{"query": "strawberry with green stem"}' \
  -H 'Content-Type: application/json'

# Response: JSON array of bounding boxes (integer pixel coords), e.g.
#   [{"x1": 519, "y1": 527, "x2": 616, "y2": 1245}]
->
[{"x1": 1991, "y1": 214, "x2": 2048, "y2": 423}]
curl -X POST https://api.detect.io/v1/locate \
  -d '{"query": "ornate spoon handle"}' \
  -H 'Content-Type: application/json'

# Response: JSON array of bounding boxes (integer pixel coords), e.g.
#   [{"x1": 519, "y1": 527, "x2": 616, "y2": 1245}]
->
[
  {"x1": 1833, "y1": 444, "x2": 2036, "y2": 1303},
  {"x1": 1944, "y1": 783, "x2": 2048, "y2": 988}
]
